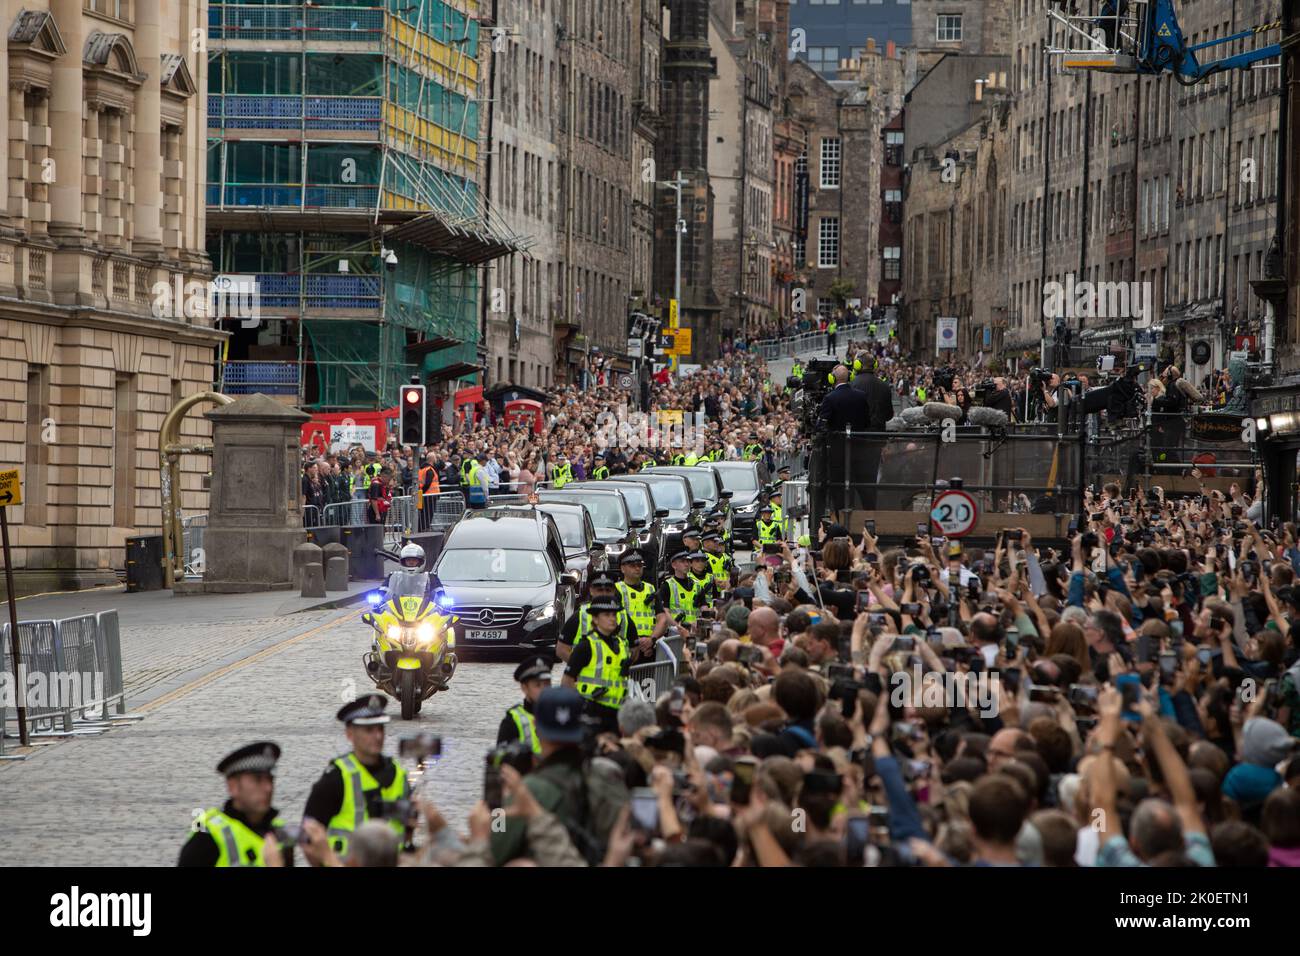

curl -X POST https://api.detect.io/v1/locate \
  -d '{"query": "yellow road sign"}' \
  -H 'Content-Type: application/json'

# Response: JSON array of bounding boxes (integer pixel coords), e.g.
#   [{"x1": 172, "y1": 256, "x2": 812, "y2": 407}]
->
[
  {"x1": 669, "y1": 299, "x2": 679, "y2": 329},
  {"x1": 0, "y1": 468, "x2": 21, "y2": 507},
  {"x1": 671, "y1": 327, "x2": 692, "y2": 355},
  {"x1": 658, "y1": 409, "x2": 684, "y2": 425}
]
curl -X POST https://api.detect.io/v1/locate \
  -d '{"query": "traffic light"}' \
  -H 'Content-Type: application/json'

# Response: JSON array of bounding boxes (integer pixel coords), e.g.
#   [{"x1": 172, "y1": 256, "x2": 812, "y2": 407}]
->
[{"x1": 400, "y1": 383, "x2": 426, "y2": 446}]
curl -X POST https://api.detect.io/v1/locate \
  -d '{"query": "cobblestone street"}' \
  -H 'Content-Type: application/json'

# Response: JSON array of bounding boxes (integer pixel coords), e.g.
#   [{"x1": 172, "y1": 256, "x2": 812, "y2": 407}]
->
[{"x1": 0, "y1": 606, "x2": 526, "y2": 865}]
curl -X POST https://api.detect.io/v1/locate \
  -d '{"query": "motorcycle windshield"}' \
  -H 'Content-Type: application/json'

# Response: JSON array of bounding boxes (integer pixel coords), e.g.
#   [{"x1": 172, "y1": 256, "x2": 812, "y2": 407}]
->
[{"x1": 385, "y1": 572, "x2": 431, "y2": 615}]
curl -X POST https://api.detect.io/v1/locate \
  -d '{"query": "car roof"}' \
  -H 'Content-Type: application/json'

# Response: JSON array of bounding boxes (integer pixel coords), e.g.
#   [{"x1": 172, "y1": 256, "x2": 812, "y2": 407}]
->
[{"x1": 450, "y1": 510, "x2": 551, "y2": 547}]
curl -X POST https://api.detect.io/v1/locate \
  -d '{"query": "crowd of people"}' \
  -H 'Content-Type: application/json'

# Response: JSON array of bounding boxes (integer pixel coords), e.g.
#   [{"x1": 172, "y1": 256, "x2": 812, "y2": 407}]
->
[{"x1": 299, "y1": 351, "x2": 802, "y2": 525}]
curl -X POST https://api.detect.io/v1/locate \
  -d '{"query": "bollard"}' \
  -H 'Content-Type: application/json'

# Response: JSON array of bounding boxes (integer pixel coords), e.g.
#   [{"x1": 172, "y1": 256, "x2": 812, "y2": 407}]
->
[
  {"x1": 324, "y1": 555, "x2": 349, "y2": 592},
  {"x1": 321, "y1": 542, "x2": 350, "y2": 585},
  {"x1": 300, "y1": 561, "x2": 327, "y2": 598},
  {"x1": 292, "y1": 542, "x2": 324, "y2": 589}
]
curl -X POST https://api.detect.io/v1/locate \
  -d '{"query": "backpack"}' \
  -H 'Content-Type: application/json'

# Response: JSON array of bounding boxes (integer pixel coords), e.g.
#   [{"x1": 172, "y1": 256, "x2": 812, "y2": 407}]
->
[
  {"x1": 558, "y1": 756, "x2": 630, "y2": 865},
  {"x1": 466, "y1": 480, "x2": 488, "y2": 507}
]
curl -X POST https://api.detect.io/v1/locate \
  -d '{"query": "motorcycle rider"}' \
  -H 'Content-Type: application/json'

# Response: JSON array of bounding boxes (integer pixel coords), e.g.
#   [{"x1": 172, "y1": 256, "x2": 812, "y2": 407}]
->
[
  {"x1": 614, "y1": 550, "x2": 669, "y2": 660},
  {"x1": 497, "y1": 656, "x2": 552, "y2": 755},
  {"x1": 302, "y1": 695, "x2": 410, "y2": 862},
  {"x1": 562, "y1": 597, "x2": 630, "y2": 736},
  {"x1": 555, "y1": 569, "x2": 635, "y2": 663},
  {"x1": 179, "y1": 742, "x2": 291, "y2": 867}
]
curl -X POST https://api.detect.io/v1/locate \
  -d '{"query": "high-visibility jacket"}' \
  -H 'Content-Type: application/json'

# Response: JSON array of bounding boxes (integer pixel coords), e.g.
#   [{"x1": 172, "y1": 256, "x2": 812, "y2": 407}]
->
[
  {"x1": 459, "y1": 459, "x2": 477, "y2": 486},
  {"x1": 197, "y1": 809, "x2": 284, "y2": 867},
  {"x1": 577, "y1": 602, "x2": 628, "y2": 640},
  {"x1": 641, "y1": 458, "x2": 657, "y2": 470},
  {"x1": 689, "y1": 569, "x2": 716, "y2": 603},
  {"x1": 869, "y1": 324, "x2": 877, "y2": 336},
  {"x1": 593, "y1": 465, "x2": 610, "y2": 480},
  {"x1": 743, "y1": 443, "x2": 764, "y2": 461},
  {"x1": 792, "y1": 363, "x2": 804, "y2": 379},
  {"x1": 683, "y1": 453, "x2": 699, "y2": 466},
  {"x1": 615, "y1": 580, "x2": 656, "y2": 637},
  {"x1": 507, "y1": 703, "x2": 541, "y2": 754},
  {"x1": 573, "y1": 630, "x2": 628, "y2": 710},
  {"x1": 417, "y1": 465, "x2": 440, "y2": 506},
  {"x1": 706, "y1": 551, "x2": 731, "y2": 589},
  {"x1": 916, "y1": 386, "x2": 927, "y2": 402},
  {"x1": 665, "y1": 576, "x2": 699, "y2": 625},
  {"x1": 771, "y1": 503, "x2": 785, "y2": 532},
  {"x1": 755, "y1": 518, "x2": 782, "y2": 544},
  {"x1": 551, "y1": 462, "x2": 573, "y2": 488},
  {"x1": 671, "y1": 453, "x2": 686, "y2": 466},
  {"x1": 325, "y1": 754, "x2": 409, "y2": 857}
]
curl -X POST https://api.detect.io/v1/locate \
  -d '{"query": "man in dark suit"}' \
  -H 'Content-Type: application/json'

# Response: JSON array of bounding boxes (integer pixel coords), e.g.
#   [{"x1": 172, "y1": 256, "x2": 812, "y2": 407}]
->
[
  {"x1": 817, "y1": 365, "x2": 871, "y2": 431},
  {"x1": 850, "y1": 361, "x2": 894, "y2": 509},
  {"x1": 816, "y1": 366, "x2": 872, "y2": 514}
]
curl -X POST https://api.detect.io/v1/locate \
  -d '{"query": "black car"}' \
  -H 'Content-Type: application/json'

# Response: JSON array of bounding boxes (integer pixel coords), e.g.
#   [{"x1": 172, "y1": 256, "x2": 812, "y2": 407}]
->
[
  {"x1": 486, "y1": 501, "x2": 607, "y2": 590},
  {"x1": 536, "y1": 488, "x2": 637, "y2": 565},
  {"x1": 607, "y1": 472, "x2": 701, "y2": 559},
  {"x1": 643, "y1": 466, "x2": 731, "y2": 535},
  {"x1": 704, "y1": 460, "x2": 767, "y2": 542},
  {"x1": 569, "y1": 479, "x2": 667, "y2": 576},
  {"x1": 432, "y1": 509, "x2": 579, "y2": 657}
]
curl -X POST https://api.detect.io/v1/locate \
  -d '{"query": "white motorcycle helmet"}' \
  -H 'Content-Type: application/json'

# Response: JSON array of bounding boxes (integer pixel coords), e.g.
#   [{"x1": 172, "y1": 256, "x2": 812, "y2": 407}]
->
[{"x1": 399, "y1": 542, "x2": 425, "y2": 570}]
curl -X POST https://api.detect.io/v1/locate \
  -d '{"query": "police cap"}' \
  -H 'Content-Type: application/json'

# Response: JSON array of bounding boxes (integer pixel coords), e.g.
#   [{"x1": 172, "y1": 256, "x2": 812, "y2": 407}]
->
[
  {"x1": 217, "y1": 741, "x2": 281, "y2": 777},
  {"x1": 589, "y1": 570, "x2": 618, "y2": 588},
  {"x1": 337, "y1": 693, "x2": 390, "y2": 726},
  {"x1": 513, "y1": 656, "x2": 553, "y2": 684},
  {"x1": 618, "y1": 550, "x2": 645, "y2": 565}
]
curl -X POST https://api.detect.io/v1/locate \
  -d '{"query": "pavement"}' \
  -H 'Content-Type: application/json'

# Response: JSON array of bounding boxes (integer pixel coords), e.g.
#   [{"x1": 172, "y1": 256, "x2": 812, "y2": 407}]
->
[{"x1": 0, "y1": 589, "x2": 522, "y2": 865}]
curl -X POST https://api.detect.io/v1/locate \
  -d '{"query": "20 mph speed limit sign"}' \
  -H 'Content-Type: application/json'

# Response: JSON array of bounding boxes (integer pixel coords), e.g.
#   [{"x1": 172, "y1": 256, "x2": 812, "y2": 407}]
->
[{"x1": 930, "y1": 489, "x2": 978, "y2": 537}]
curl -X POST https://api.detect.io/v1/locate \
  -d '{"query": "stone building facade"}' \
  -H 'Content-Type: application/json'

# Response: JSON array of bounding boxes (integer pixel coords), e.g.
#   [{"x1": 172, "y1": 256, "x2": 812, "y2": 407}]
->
[
  {"x1": 554, "y1": 0, "x2": 637, "y2": 377},
  {"x1": 483, "y1": 0, "x2": 561, "y2": 390},
  {"x1": 708, "y1": 0, "x2": 777, "y2": 338},
  {"x1": 0, "y1": 0, "x2": 219, "y2": 595}
]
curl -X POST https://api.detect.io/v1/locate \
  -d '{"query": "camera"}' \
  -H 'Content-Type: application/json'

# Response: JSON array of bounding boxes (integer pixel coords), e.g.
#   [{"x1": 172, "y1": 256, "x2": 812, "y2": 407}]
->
[
  {"x1": 399, "y1": 734, "x2": 442, "y2": 762},
  {"x1": 487, "y1": 740, "x2": 535, "y2": 776},
  {"x1": 737, "y1": 644, "x2": 763, "y2": 666},
  {"x1": 909, "y1": 563, "x2": 931, "y2": 584}
]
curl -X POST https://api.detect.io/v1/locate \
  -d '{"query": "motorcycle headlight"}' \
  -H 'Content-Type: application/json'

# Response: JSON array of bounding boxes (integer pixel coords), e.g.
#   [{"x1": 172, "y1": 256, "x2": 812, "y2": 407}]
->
[
  {"x1": 415, "y1": 620, "x2": 436, "y2": 646},
  {"x1": 386, "y1": 624, "x2": 402, "y2": 641},
  {"x1": 525, "y1": 602, "x2": 556, "y2": 624}
]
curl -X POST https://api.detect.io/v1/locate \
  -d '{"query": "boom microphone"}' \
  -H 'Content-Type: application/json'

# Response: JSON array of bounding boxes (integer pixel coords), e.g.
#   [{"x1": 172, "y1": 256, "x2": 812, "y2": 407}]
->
[
  {"x1": 885, "y1": 416, "x2": 907, "y2": 431},
  {"x1": 965, "y1": 406, "x2": 1010, "y2": 429},
  {"x1": 922, "y1": 402, "x2": 964, "y2": 422},
  {"x1": 900, "y1": 406, "x2": 929, "y2": 426}
]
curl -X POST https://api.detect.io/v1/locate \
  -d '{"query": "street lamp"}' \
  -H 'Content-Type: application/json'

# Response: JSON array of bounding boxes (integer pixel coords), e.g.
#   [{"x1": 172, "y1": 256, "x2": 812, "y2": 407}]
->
[{"x1": 656, "y1": 172, "x2": 690, "y2": 310}]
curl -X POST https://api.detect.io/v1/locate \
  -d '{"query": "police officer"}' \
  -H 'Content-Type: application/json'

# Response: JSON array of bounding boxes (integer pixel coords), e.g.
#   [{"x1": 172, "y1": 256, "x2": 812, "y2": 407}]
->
[
  {"x1": 303, "y1": 695, "x2": 410, "y2": 862},
  {"x1": 556, "y1": 569, "x2": 635, "y2": 662},
  {"x1": 498, "y1": 656, "x2": 552, "y2": 754},
  {"x1": 550, "y1": 453, "x2": 574, "y2": 488},
  {"x1": 592, "y1": 453, "x2": 610, "y2": 480},
  {"x1": 703, "y1": 507, "x2": 730, "y2": 551},
  {"x1": 744, "y1": 433, "x2": 765, "y2": 461},
  {"x1": 679, "y1": 525, "x2": 704, "y2": 558},
  {"x1": 767, "y1": 485, "x2": 787, "y2": 536},
  {"x1": 562, "y1": 597, "x2": 629, "y2": 736},
  {"x1": 688, "y1": 550, "x2": 718, "y2": 606},
  {"x1": 659, "y1": 551, "x2": 699, "y2": 629},
  {"x1": 180, "y1": 742, "x2": 290, "y2": 867},
  {"x1": 702, "y1": 531, "x2": 734, "y2": 591},
  {"x1": 751, "y1": 503, "x2": 782, "y2": 549},
  {"x1": 614, "y1": 550, "x2": 669, "y2": 659}
]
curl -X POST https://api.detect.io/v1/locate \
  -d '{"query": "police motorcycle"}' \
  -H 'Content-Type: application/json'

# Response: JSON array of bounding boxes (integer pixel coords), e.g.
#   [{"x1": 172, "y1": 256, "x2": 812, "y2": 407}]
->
[{"x1": 360, "y1": 543, "x2": 458, "y2": 720}]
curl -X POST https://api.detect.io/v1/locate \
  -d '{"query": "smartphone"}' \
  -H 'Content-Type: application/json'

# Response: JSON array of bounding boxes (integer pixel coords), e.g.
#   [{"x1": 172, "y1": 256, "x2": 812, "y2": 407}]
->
[
  {"x1": 916, "y1": 522, "x2": 929, "y2": 537},
  {"x1": 766, "y1": 554, "x2": 784, "y2": 568},
  {"x1": 1158, "y1": 651, "x2": 1178, "y2": 679},
  {"x1": 891, "y1": 635, "x2": 915, "y2": 652},
  {"x1": 1135, "y1": 633, "x2": 1153, "y2": 664},
  {"x1": 1028, "y1": 684, "x2": 1060, "y2": 703},
  {"x1": 827, "y1": 663, "x2": 856, "y2": 681},
  {"x1": 694, "y1": 640, "x2": 710, "y2": 659},
  {"x1": 669, "y1": 685, "x2": 686, "y2": 718},
  {"x1": 1004, "y1": 632, "x2": 1019, "y2": 656},
  {"x1": 1006, "y1": 529, "x2": 1023, "y2": 542},
  {"x1": 399, "y1": 734, "x2": 443, "y2": 762},
  {"x1": 856, "y1": 589, "x2": 873, "y2": 611},
  {"x1": 763, "y1": 543, "x2": 782, "y2": 555},
  {"x1": 1068, "y1": 683, "x2": 1098, "y2": 709},
  {"x1": 1067, "y1": 518, "x2": 1079, "y2": 535},
  {"x1": 1116, "y1": 673, "x2": 1142, "y2": 721},
  {"x1": 731, "y1": 758, "x2": 757, "y2": 805},
  {"x1": 1001, "y1": 666, "x2": 1021, "y2": 692},
  {"x1": 900, "y1": 602, "x2": 922, "y2": 616},
  {"x1": 836, "y1": 569, "x2": 853, "y2": 584},
  {"x1": 844, "y1": 816, "x2": 871, "y2": 866},
  {"x1": 868, "y1": 612, "x2": 887, "y2": 627},
  {"x1": 1196, "y1": 647, "x2": 1213, "y2": 666},
  {"x1": 629, "y1": 787, "x2": 660, "y2": 834},
  {"x1": 864, "y1": 520, "x2": 876, "y2": 536},
  {"x1": 866, "y1": 552, "x2": 879, "y2": 564},
  {"x1": 483, "y1": 760, "x2": 503, "y2": 811}
]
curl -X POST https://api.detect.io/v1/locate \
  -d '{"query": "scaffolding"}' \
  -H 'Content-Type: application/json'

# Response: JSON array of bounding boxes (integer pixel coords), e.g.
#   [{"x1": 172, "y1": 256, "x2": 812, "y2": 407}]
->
[{"x1": 207, "y1": 0, "x2": 525, "y2": 410}]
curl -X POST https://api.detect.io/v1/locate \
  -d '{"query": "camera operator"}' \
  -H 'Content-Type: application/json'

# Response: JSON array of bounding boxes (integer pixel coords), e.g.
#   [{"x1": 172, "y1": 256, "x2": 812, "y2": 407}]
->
[{"x1": 982, "y1": 376, "x2": 1016, "y2": 420}]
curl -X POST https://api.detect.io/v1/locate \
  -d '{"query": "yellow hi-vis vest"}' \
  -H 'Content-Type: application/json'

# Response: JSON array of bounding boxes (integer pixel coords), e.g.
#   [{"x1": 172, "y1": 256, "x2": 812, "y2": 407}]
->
[
  {"x1": 615, "y1": 580, "x2": 656, "y2": 637},
  {"x1": 325, "y1": 754, "x2": 409, "y2": 857},
  {"x1": 706, "y1": 551, "x2": 731, "y2": 589},
  {"x1": 755, "y1": 518, "x2": 782, "y2": 544},
  {"x1": 552, "y1": 462, "x2": 573, "y2": 488},
  {"x1": 574, "y1": 630, "x2": 628, "y2": 710},
  {"x1": 577, "y1": 602, "x2": 628, "y2": 640},
  {"x1": 199, "y1": 809, "x2": 284, "y2": 867},
  {"x1": 666, "y1": 576, "x2": 698, "y2": 625},
  {"x1": 507, "y1": 703, "x2": 541, "y2": 754}
]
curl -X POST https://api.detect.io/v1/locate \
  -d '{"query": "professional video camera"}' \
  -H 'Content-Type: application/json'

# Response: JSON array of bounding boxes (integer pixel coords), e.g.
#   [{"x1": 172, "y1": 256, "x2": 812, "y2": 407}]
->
[
  {"x1": 789, "y1": 358, "x2": 841, "y2": 431},
  {"x1": 932, "y1": 366, "x2": 956, "y2": 394},
  {"x1": 971, "y1": 379, "x2": 996, "y2": 405},
  {"x1": 1028, "y1": 367, "x2": 1053, "y2": 388}
]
